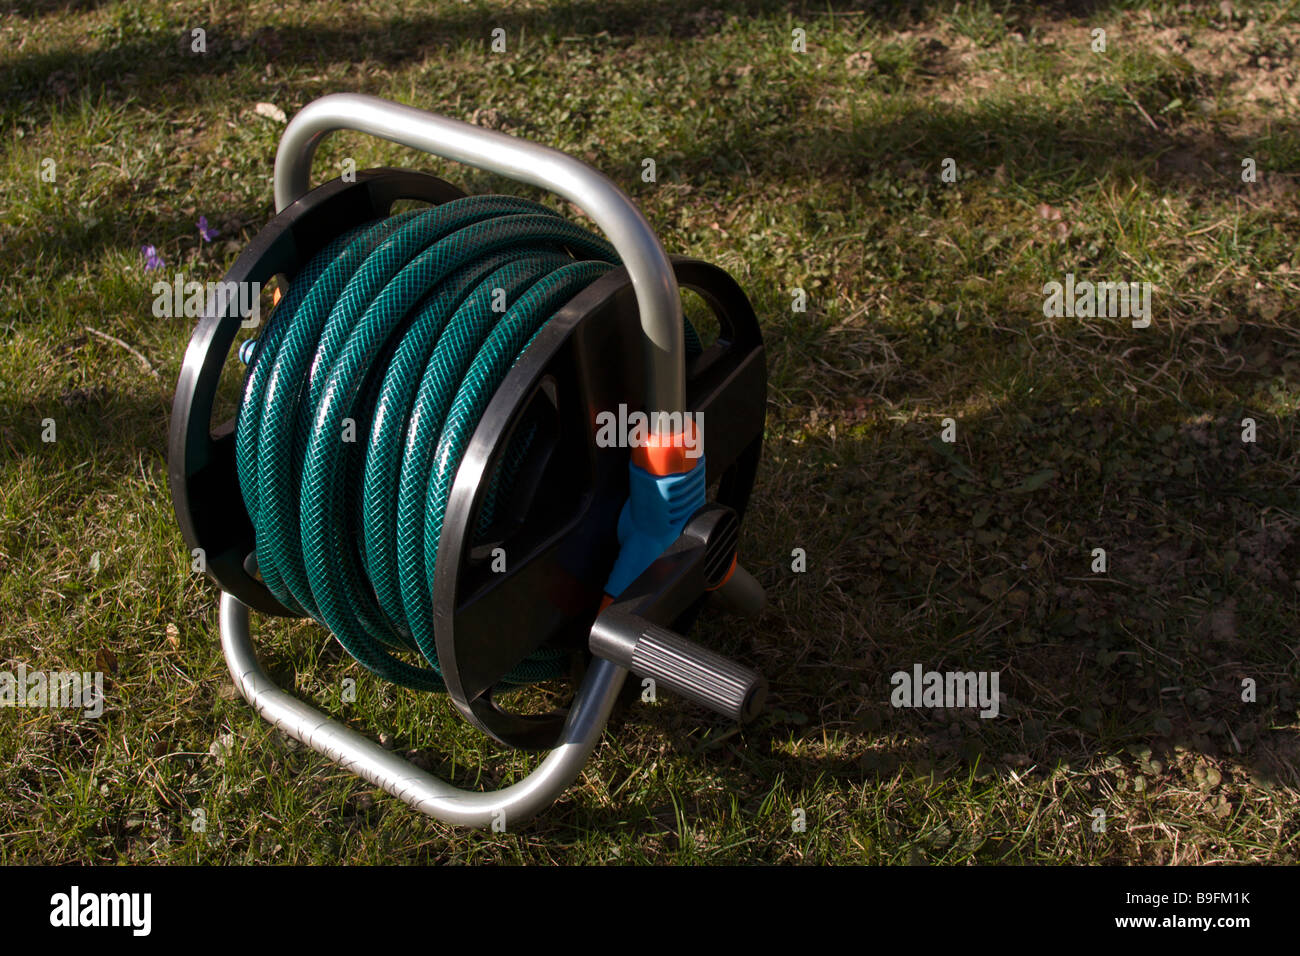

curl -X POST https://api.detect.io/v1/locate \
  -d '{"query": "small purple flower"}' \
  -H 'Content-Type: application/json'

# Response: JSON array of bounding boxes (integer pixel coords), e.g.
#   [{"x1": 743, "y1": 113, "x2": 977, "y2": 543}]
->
[
  {"x1": 141, "y1": 244, "x2": 164, "y2": 271},
  {"x1": 197, "y1": 216, "x2": 219, "y2": 242}
]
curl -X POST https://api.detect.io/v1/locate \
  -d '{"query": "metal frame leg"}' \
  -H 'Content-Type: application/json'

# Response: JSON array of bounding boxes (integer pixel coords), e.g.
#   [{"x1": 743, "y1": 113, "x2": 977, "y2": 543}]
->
[{"x1": 220, "y1": 592, "x2": 627, "y2": 829}]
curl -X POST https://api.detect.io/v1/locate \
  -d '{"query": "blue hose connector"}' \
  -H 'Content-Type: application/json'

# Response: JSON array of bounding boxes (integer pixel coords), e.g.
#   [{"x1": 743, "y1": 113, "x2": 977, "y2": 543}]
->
[{"x1": 603, "y1": 455, "x2": 707, "y2": 598}]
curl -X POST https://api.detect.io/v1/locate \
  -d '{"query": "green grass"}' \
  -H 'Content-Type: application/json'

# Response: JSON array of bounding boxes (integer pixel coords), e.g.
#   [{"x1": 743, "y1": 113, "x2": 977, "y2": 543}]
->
[{"x1": 2, "y1": 0, "x2": 1298, "y2": 864}]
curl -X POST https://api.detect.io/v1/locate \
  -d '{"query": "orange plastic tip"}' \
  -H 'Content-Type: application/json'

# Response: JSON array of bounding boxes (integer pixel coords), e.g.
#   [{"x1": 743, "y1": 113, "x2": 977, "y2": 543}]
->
[{"x1": 631, "y1": 419, "x2": 703, "y2": 476}]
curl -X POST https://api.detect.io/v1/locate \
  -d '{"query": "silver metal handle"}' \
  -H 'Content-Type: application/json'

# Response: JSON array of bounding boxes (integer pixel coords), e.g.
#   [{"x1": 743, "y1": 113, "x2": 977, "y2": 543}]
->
[
  {"x1": 221, "y1": 592, "x2": 626, "y2": 829},
  {"x1": 273, "y1": 92, "x2": 685, "y2": 419}
]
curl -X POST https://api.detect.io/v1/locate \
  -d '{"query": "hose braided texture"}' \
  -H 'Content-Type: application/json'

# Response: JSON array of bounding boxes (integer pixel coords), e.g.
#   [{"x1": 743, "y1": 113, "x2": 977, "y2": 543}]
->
[{"x1": 234, "y1": 194, "x2": 622, "y2": 692}]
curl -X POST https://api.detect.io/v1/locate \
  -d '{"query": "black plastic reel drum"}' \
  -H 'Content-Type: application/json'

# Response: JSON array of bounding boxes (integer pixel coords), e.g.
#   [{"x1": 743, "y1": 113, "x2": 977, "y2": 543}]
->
[{"x1": 169, "y1": 168, "x2": 766, "y2": 751}]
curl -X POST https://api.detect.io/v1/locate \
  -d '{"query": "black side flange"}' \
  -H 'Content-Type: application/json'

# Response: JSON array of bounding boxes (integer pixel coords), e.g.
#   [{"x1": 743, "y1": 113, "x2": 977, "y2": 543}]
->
[
  {"x1": 168, "y1": 169, "x2": 465, "y2": 616},
  {"x1": 433, "y1": 258, "x2": 767, "y2": 749}
]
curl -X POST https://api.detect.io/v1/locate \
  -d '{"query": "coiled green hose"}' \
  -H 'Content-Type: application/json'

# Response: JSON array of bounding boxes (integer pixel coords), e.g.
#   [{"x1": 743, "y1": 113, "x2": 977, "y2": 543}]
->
[{"x1": 234, "y1": 194, "x2": 629, "y2": 692}]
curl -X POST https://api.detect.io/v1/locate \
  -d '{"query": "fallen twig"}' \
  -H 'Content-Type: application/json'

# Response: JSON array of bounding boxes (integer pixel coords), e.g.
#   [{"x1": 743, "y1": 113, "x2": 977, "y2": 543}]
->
[{"x1": 84, "y1": 326, "x2": 160, "y2": 380}]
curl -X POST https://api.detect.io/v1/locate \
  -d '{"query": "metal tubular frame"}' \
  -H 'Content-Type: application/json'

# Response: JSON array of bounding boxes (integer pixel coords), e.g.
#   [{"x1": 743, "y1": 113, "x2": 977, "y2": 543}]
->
[
  {"x1": 221, "y1": 595, "x2": 626, "y2": 828},
  {"x1": 217, "y1": 93, "x2": 689, "y2": 828},
  {"x1": 272, "y1": 93, "x2": 684, "y2": 417}
]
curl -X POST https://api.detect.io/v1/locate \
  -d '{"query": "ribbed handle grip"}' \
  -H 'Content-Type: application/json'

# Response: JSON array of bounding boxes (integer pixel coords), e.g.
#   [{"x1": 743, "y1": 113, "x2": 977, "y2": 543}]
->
[{"x1": 592, "y1": 621, "x2": 767, "y2": 722}]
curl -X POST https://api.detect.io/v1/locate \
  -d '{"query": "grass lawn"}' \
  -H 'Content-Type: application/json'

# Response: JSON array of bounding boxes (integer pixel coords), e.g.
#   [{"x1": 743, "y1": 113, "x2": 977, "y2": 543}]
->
[{"x1": 1, "y1": 0, "x2": 1298, "y2": 864}]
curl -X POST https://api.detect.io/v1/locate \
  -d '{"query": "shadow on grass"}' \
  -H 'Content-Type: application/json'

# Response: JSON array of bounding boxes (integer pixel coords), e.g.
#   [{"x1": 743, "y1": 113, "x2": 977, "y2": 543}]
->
[
  {"x1": 576, "y1": 377, "x2": 1299, "y2": 858},
  {"x1": 5, "y1": 0, "x2": 1270, "y2": 168},
  {"x1": 673, "y1": 96, "x2": 1298, "y2": 202},
  {"x1": 2, "y1": 386, "x2": 172, "y2": 477}
]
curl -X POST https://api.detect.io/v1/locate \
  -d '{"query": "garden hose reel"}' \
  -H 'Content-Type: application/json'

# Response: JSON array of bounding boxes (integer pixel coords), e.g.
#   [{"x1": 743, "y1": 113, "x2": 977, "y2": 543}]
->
[{"x1": 168, "y1": 94, "x2": 769, "y2": 828}]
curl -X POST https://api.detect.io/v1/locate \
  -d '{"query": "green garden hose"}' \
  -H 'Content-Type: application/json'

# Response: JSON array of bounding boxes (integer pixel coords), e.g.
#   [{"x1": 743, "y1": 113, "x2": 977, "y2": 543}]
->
[{"x1": 233, "y1": 194, "x2": 697, "y2": 693}]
